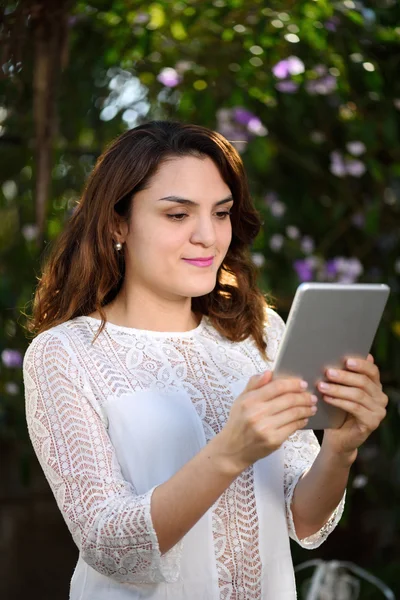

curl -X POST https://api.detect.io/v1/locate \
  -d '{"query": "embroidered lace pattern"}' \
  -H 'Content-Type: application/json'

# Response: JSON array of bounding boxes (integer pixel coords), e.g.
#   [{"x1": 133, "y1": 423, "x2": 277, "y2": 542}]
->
[{"x1": 23, "y1": 309, "x2": 344, "y2": 597}]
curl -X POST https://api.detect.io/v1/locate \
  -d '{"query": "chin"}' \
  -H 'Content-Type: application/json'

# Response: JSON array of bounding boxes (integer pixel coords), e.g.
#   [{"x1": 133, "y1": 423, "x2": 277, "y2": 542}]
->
[{"x1": 181, "y1": 280, "x2": 217, "y2": 298}]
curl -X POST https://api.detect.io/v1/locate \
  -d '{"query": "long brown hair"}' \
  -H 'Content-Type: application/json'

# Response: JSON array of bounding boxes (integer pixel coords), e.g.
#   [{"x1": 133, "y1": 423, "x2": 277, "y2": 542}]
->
[{"x1": 25, "y1": 121, "x2": 271, "y2": 357}]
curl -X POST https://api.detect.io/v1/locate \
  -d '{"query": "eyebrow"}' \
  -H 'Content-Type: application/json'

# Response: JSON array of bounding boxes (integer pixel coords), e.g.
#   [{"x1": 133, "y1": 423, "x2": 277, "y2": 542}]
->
[{"x1": 157, "y1": 195, "x2": 234, "y2": 207}]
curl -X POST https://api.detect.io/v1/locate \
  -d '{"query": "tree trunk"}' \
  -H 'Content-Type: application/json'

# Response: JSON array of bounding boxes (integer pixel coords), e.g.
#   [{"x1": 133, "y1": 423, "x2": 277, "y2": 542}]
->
[{"x1": 31, "y1": 0, "x2": 71, "y2": 245}]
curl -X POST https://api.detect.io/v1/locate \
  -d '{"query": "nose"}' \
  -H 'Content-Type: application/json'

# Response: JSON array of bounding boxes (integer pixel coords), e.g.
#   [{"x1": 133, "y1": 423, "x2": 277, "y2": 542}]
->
[{"x1": 190, "y1": 215, "x2": 217, "y2": 247}]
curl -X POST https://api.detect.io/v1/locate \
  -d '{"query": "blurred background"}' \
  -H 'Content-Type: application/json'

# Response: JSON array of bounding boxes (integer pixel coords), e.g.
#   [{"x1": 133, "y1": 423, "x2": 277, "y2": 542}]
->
[{"x1": 0, "y1": 1, "x2": 399, "y2": 598}]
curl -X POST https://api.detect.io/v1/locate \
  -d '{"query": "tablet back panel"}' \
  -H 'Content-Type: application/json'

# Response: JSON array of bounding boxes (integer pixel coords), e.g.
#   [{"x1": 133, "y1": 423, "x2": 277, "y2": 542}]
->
[{"x1": 273, "y1": 283, "x2": 390, "y2": 430}]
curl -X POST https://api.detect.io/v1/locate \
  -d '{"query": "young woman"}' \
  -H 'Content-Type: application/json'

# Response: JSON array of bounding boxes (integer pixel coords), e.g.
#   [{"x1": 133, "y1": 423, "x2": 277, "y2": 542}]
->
[{"x1": 23, "y1": 121, "x2": 387, "y2": 600}]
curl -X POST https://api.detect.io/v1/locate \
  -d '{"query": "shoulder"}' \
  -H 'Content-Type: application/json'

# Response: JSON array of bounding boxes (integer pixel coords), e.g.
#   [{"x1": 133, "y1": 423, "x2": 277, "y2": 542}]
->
[
  {"x1": 22, "y1": 321, "x2": 79, "y2": 373},
  {"x1": 264, "y1": 307, "x2": 286, "y2": 339}
]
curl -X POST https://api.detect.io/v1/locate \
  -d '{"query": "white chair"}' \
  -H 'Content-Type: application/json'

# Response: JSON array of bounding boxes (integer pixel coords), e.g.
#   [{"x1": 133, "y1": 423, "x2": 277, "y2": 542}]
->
[{"x1": 294, "y1": 559, "x2": 395, "y2": 600}]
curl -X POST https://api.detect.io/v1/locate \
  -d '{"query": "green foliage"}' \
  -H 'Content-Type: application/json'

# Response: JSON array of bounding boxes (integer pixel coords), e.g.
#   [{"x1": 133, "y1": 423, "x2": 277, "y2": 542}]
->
[{"x1": 1, "y1": 0, "x2": 400, "y2": 593}]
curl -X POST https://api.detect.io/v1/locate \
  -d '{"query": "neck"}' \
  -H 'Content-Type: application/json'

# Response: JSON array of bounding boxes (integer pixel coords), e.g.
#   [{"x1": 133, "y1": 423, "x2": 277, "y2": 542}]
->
[{"x1": 104, "y1": 285, "x2": 200, "y2": 332}]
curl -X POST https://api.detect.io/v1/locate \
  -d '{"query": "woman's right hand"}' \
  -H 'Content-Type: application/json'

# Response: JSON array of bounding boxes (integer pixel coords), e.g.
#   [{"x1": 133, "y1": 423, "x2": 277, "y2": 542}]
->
[{"x1": 215, "y1": 371, "x2": 317, "y2": 475}]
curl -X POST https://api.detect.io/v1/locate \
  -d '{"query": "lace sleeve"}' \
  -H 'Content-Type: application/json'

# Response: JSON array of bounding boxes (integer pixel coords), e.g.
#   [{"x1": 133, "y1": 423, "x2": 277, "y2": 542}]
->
[
  {"x1": 23, "y1": 331, "x2": 182, "y2": 584},
  {"x1": 283, "y1": 429, "x2": 346, "y2": 549}
]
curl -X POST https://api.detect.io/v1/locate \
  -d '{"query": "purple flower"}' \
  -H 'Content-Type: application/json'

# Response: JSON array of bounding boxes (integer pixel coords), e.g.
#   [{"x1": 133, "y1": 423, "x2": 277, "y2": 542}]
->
[
  {"x1": 157, "y1": 68, "x2": 182, "y2": 87},
  {"x1": 346, "y1": 141, "x2": 366, "y2": 156},
  {"x1": 264, "y1": 192, "x2": 286, "y2": 217},
  {"x1": 286, "y1": 225, "x2": 300, "y2": 240},
  {"x1": 337, "y1": 274, "x2": 357, "y2": 284},
  {"x1": 247, "y1": 118, "x2": 268, "y2": 136},
  {"x1": 345, "y1": 159, "x2": 366, "y2": 177},
  {"x1": 325, "y1": 259, "x2": 338, "y2": 278},
  {"x1": 272, "y1": 61, "x2": 291, "y2": 79},
  {"x1": 251, "y1": 253, "x2": 265, "y2": 267},
  {"x1": 2, "y1": 349, "x2": 23, "y2": 368},
  {"x1": 270, "y1": 200, "x2": 286, "y2": 218},
  {"x1": 345, "y1": 258, "x2": 364, "y2": 278},
  {"x1": 330, "y1": 152, "x2": 347, "y2": 177},
  {"x1": 324, "y1": 17, "x2": 339, "y2": 32},
  {"x1": 233, "y1": 107, "x2": 257, "y2": 126},
  {"x1": 306, "y1": 75, "x2": 337, "y2": 95},
  {"x1": 294, "y1": 259, "x2": 313, "y2": 282},
  {"x1": 329, "y1": 151, "x2": 366, "y2": 178},
  {"x1": 272, "y1": 56, "x2": 305, "y2": 79},
  {"x1": 301, "y1": 236, "x2": 315, "y2": 254},
  {"x1": 218, "y1": 107, "x2": 267, "y2": 141},
  {"x1": 134, "y1": 12, "x2": 149, "y2": 24},
  {"x1": 314, "y1": 64, "x2": 328, "y2": 76},
  {"x1": 269, "y1": 234, "x2": 284, "y2": 252},
  {"x1": 275, "y1": 81, "x2": 299, "y2": 94},
  {"x1": 325, "y1": 257, "x2": 363, "y2": 283},
  {"x1": 232, "y1": 108, "x2": 268, "y2": 136}
]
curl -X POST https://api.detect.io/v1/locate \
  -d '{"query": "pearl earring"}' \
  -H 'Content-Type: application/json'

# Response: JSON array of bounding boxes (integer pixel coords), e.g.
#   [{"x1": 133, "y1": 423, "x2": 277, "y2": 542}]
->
[{"x1": 114, "y1": 242, "x2": 123, "y2": 251}]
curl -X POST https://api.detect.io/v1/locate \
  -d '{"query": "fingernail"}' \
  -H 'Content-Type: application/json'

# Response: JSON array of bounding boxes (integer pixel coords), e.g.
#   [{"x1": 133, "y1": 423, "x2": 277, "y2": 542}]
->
[
  {"x1": 319, "y1": 382, "x2": 329, "y2": 391},
  {"x1": 347, "y1": 359, "x2": 357, "y2": 368},
  {"x1": 327, "y1": 369, "x2": 338, "y2": 377},
  {"x1": 311, "y1": 394, "x2": 318, "y2": 404},
  {"x1": 311, "y1": 405, "x2": 317, "y2": 414},
  {"x1": 300, "y1": 380, "x2": 308, "y2": 390}
]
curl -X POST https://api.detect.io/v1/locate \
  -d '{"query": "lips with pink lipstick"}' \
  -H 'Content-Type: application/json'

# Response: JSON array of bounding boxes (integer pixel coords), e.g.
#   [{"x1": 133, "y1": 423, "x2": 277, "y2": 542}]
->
[{"x1": 182, "y1": 256, "x2": 214, "y2": 267}]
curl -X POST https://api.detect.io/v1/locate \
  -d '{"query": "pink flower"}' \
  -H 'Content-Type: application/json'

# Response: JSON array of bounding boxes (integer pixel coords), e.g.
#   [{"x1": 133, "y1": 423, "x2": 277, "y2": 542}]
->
[
  {"x1": 157, "y1": 68, "x2": 182, "y2": 88},
  {"x1": 272, "y1": 56, "x2": 305, "y2": 79}
]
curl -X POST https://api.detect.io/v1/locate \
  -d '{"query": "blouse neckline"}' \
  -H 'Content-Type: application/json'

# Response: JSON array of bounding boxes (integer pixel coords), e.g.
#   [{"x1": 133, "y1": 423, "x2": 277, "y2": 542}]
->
[{"x1": 77, "y1": 314, "x2": 206, "y2": 338}]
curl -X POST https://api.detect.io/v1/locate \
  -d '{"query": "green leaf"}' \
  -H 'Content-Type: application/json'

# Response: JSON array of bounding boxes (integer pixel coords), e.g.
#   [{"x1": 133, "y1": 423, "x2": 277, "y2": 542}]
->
[
  {"x1": 346, "y1": 10, "x2": 364, "y2": 26},
  {"x1": 147, "y1": 3, "x2": 165, "y2": 30},
  {"x1": 222, "y1": 29, "x2": 234, "y2": 42},
  {"x1": 171, "y1": 20, "x2": 187, "y2": 40}
]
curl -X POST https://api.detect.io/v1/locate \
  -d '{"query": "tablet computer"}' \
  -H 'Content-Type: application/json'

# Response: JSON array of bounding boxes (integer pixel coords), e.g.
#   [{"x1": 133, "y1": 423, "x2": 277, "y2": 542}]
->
[{"x1": 273, "y1": 282, "x2": 390, "y2": 430}]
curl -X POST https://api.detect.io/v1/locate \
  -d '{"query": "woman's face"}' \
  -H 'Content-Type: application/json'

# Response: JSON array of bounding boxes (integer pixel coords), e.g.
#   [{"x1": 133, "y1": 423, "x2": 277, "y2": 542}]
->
[{"x1": 118, "y1": 155, "x2": 233, "y2": 301}]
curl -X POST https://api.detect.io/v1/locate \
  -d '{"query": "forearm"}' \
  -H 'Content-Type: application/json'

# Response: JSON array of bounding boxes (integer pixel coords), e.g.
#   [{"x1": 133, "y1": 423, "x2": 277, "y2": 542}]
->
[
  {"x1": 290, "y1": 441, "x2": 357, "y2": 540},
  {"x1": 151, "y1": 434, "x2": 242, "y2": 554}
]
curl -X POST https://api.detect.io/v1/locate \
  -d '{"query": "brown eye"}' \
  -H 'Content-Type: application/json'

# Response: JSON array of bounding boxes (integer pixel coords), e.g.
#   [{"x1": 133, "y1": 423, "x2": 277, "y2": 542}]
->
[{"x1": 166, "y1": 213, "x2": 188, "y2": 221}]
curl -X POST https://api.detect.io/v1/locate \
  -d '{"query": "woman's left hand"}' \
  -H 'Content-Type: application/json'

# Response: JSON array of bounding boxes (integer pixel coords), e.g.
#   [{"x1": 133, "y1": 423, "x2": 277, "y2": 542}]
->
[{"x1": 318, "y1": 354, "x2": 388, "y2": 456}]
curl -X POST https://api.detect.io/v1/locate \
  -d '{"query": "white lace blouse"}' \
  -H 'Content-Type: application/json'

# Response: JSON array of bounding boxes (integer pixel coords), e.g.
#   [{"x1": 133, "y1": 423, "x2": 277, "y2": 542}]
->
[{"x1": 23, "y1": 308, "x2": 345, "y2": 600}]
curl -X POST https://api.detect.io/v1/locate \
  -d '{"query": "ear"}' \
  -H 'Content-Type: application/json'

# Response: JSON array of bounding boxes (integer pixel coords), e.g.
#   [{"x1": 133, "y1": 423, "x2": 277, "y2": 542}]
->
[{"x1": 110, "y1": 217, "x2": 129, "y2": 245}]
